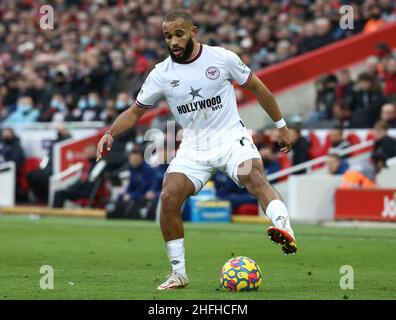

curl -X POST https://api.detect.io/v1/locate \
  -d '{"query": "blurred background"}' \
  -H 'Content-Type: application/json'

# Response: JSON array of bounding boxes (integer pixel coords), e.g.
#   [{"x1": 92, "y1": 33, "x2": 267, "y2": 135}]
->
[{"x1": 0, "y1": 0, "x2": 396, "y2": 224}]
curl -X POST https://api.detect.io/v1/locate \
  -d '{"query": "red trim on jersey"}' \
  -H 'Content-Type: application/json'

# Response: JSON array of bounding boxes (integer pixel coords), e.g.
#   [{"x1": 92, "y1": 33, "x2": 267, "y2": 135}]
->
[
  {"x1": 135, "y1": 99, "x2": 154, "y2": 109},
  {"x1": 240, "y1": 71, "x2": 253, "y2": 88},
  {"x1": 179, "y1": 44, "x2": 203, "y2": 64}
]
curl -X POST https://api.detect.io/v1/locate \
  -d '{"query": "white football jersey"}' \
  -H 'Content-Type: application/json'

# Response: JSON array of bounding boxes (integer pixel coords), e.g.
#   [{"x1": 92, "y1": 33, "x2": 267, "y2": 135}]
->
[{"x1": 135, "y1": 44, "x2": 253, "y2": 150}]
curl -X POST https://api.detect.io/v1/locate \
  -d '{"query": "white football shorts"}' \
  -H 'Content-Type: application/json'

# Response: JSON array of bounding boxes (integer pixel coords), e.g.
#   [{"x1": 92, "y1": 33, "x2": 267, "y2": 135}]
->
[{"x1": 165, "y1": 129, "x2": 261, "y2": 194}]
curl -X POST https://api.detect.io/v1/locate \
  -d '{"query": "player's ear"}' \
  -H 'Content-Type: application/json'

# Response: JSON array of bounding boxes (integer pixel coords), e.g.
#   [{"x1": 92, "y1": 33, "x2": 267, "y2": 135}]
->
[{"x1": 191, "y1": 25, "x2": 198, "y2": 37}]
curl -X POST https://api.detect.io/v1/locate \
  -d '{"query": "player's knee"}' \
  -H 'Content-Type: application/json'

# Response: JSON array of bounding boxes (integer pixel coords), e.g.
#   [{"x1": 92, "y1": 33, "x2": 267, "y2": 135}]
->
[{"x1": 160, "y1": 188, "x2": 180, "y2": 210}]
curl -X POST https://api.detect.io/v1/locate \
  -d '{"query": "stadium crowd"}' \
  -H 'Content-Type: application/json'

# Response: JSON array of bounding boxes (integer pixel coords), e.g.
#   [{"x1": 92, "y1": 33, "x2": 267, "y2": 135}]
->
[
  {"x1": 1, "y1": 0, "x2": 396, "y2": 124},
  {"x1": 1, "y1": 0, "x2": 396, "y2": 213}
]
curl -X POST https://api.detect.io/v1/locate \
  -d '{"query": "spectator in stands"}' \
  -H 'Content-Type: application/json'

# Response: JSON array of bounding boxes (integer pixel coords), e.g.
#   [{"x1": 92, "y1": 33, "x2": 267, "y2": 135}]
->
[
  {"x1": 53, "y1": 144, "x2": 101, "y2": 208},
  {"x1": 289, "y1": 124, "x2": 310, "y2": 174},
  {"x1": 39, "y1": 94, "x2": 69, "y2": 122},
  {"x1": 0, "y1": 127, "x2": 26, "y2": 201},
  {"x1": 315, "y1": 74, "x2": 338, "y2": 121},
  {"x1": 364, "y1": 56, "x2": 381, "y2": 82},
  {"x1": 383, "y1": 57, "x2": 396, "y2": 100},
  {"x1": 0, "y1": 127, "x2": 25, "y2": 170},
  {"x1": 350, "y1": 73, "x2": 385, "y2": 128},
  {"x1": 327, "y1": 153, "x2": 349, "y2": 175},
  {"x1": 0, "y1": 0, "x2": 395, "y2": 130},
  {"x1": 145, "y1": 148, "x2": 169, "y2": 204},
  {"x1": 298, "y1": 22, "x2": 319, "y2": 54},
  {"x1": 312, "y1": 17, "x2": 335, "y2": 49},
  {"x1": 328, "y1": 126, "x2": 351, "y2": 155},
  {"x1": 335, "y1": 69, "x2": 354, "y2": 105},
  {"x1": 73, "y1": 92, "x2": 102, "y2": 122},
  {"x1": 213, "y1": 172, "x2": 256, "y2": 212},
  {"x1": 113, "y1": 92, "x2": 131, "y2": 115},
  {"x1": 120, "y1": 149, "x2": 153, "y2": 203},
  {"x1": 372, "y1": 120, "x2": 396, "y2": 159},
  {"x1": 331, "y1": 99, "x2": 354, "y2": 129},
  {"x1": 259, "y1": 144, "x2": 281, "y2": 178},
  {"x1": 363, "y1": 3, "x2": 386, "y2": 33},
  {"x1": 27, "y1": 125, "x2": 71, "y2": 203},
  {"x1": 99, "y1": 99, "x2": 118, "y2": 125},
  {"x1": 4, "y1": 96, "x2": 39, "y2": 123},
  {"x1": 379, "y1": 0, "x2": 396, "y2": 17},
  {"x1": 340, "y1": 151, "x2": 387, "y2": 188},
  {"x1": 380, "y1": 102, "x2": 396, "y2": 128}
]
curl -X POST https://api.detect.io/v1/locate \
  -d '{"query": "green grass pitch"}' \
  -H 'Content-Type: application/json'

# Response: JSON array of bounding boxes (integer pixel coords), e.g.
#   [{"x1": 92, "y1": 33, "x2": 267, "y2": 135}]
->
[{"x1": 0, "y1": 215, "x2": 395, "y2": 300}]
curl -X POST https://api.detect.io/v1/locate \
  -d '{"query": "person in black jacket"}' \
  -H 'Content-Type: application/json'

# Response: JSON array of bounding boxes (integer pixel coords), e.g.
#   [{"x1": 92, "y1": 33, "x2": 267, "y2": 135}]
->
[
  {"x1": 350, "y1": 73, "x2": 386, "y2": 128},
  {"x1": 0, "y1": 127, "x2": 25, "y2": 169},
  {"x1": 372, "y1": 120, "x2": 396, "y2": 160},
  {"x1": 27, "y1": 125, "x2": 71, "y2": 203},
  {"x1": 53, "y1": 144, "x2": 103, "y2": 208},
  {"x1": 289, "y1": 125, "x2": 310, "y2": 174},
  {"x1": 0, "y1": 127, "x2": 26, "y2": 201}
]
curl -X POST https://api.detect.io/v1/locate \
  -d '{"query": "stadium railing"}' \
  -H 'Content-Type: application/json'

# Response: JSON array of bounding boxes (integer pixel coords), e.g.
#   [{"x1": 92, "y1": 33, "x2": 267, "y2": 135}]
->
[{"x1": 266, "y1": 139, "x2": 375, "y2": 183}]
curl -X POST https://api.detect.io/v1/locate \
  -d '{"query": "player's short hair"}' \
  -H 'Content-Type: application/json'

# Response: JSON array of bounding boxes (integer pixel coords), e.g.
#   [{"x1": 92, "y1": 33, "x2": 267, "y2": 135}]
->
[{"x1": 164, "y1": 9, "x2": 193, "y2": 26}]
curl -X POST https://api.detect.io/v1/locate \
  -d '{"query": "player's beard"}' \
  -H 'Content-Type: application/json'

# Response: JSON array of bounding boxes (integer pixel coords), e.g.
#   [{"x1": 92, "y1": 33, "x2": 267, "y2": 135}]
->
[{"x1": 168, "y1": 37, "x2": 194, "y2": 63}]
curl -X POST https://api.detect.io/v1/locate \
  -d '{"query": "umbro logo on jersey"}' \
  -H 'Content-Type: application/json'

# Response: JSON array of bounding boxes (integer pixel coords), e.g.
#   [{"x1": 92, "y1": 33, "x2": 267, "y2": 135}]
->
[{"x1": 170, "y1": 80, "x2": 180, "y2": 87}]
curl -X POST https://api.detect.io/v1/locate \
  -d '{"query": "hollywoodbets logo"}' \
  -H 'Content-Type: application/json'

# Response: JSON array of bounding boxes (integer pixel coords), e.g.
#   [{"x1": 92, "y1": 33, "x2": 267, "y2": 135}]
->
[{"x1": 176, "y1": 95, "x2": 223, "y2": 114}]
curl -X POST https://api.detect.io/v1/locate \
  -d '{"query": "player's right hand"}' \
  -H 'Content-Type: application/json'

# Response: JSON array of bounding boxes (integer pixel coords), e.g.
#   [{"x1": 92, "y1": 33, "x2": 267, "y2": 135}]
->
[{"x1": 96, "y1": 133, "x2": 113, "y2": 162}]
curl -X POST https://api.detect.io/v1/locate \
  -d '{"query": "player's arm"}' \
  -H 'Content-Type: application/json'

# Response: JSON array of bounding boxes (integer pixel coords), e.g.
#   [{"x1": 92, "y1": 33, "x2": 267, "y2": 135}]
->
[
  {"x1": 96, "y1": 104, "x2": 147, "y2": 161},
  {"x1": 245, "y1": 74, "x2": 292, "y2": 153}
]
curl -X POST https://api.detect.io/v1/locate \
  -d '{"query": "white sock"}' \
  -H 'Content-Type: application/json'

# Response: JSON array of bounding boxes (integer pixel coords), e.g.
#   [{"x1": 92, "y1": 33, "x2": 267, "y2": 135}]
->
[
  {"x1": 166, "y1": 238, "x2": 186, "y2": 275},
  {"x1": 265, "y1": 199, "x2": 295, "y2": 238}
]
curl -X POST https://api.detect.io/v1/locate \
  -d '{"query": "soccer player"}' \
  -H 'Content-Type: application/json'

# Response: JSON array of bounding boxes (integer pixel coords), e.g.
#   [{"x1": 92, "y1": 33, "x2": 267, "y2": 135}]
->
[{"x1": 96, "y1": 10, "x2": 297, "y2": 290}]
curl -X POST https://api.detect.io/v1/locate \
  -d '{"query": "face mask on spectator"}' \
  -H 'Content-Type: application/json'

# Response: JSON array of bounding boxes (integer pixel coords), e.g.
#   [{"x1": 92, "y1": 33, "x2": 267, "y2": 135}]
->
[
  {"x1": 57, "y1": 103, "x2": 66, "y2": 112},
  {"x1": 50, "y1": 99, "x2": 59, "y2": 109},
  {"x1": 115, "y1": 100, "x2": 126, "y2": 110},
  {"x1": 88, "y1": 98, "x2": 98, "y2": 108},
  {"x1": 78, "y1": 99, "x2": 87, "y2": 109},
  {"x1": 17, "y1": 103, "x2": 32, "y2": 112},
  {"x1": 80, "y1": 36, "x2": 91, "y2": 47},
  {"x1": 135, "y1": 135, "x2": 144, "y2": 144}
]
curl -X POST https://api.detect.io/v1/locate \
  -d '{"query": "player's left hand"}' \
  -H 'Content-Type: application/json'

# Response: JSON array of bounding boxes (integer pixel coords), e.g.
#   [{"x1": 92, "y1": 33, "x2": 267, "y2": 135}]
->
[{"x1": 276, "y1": 126, "x2": 293, "y2": 153}]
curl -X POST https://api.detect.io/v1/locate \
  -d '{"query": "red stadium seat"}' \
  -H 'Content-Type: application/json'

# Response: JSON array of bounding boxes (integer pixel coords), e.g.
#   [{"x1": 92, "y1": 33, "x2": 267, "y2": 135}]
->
[
  {"x1": 18, "y1": 157, "x2": 41, "y2": 193},
  {"x1": 366, "y1": 131, "x2": 375, "y2": 141},
  {"x1": 275, "y1": 153, "x2": 291, "y2": 182},
  {"x1": 346, "y1": 132, "x2": 361, "y2": 145},
  {"x1": 234, "y1": 204, "x2": 258, "y2": 216},
  {"x1": 321, "y1": 132, "x2": 333, "y2": 156},
  {"x1": 346, "y1": 132, "x2": 369, "y2": 156},
  {"x1": 308, "y1": 131, "x2": 324, "y2": 159}
]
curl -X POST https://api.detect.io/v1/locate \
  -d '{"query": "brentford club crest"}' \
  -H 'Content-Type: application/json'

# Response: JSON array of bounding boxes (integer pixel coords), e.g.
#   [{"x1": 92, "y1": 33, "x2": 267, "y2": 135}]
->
[{"x1": 206, "y1": 66, "x2": 220, "y2": 80}]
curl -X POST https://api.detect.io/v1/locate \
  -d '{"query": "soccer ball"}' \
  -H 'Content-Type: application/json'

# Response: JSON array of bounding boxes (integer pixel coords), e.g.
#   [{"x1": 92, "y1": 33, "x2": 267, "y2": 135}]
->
[{"x1": 220, "y1": 256, "x2": 263, "y2": 291}]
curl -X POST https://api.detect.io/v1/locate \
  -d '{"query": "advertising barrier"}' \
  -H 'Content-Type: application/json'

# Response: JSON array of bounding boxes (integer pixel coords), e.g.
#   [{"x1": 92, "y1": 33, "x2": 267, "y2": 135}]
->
[{"x1": 335, "y1": 188, "x2": 396, "y2": 221}]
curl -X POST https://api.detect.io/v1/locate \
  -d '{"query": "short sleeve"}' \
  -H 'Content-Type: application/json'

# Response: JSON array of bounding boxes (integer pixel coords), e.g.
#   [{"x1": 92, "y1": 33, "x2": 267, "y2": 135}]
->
[
  {"x1": 135, "y1": 67, "x2": 163, "y2": 108},
  {"x1": 224, "y1": 50, "x2": 253, "y2": 87}
]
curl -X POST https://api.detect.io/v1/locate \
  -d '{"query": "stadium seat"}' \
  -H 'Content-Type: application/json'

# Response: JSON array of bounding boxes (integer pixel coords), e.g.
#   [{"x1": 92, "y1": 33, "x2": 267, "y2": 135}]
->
[
  {"x1": 346, "y1": 132, "x2": 361, "y2": 145},
  {"x1": 275, "y1": 153, "x2": 291, "y2": 181},
  {"x1": 234, "y1": 204, "x2": 258, "y2": 216},
  {"x1": 321, "y1": 132, "x2": 333, "y2": 155},
  {"x1": 308, "y1": 131, "x2": 324, "y2": 159},
  {"x1": 18, "y1": 157, "x2": 41, "y2": 193},
  {"x1": 346, "y1": 132, "x2": 366, "y2": 156}
]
